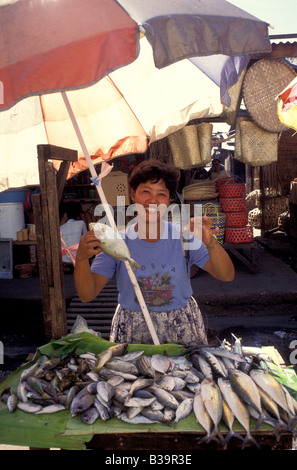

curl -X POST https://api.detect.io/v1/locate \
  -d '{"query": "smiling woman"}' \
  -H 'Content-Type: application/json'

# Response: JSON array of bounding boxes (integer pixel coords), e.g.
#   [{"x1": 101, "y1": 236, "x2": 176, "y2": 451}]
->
[{"x1": 74, "y1": 160, "x2": 235, "y2": 346}]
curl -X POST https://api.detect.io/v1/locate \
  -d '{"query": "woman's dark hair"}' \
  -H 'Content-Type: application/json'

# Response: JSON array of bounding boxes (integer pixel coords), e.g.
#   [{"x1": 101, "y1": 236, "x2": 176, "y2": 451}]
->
[{"x1": 128, "y1": 159, "x2": 180, "y2": 198}]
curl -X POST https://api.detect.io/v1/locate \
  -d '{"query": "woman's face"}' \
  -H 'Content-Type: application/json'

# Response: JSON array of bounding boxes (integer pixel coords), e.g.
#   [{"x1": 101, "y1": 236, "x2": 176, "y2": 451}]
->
[{"x1": 130, "y1": 179, "x2": 170, "y2": 226}]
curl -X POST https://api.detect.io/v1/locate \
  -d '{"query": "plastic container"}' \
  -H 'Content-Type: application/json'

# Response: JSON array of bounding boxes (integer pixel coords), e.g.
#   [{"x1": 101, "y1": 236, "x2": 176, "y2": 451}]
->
[
  {"x1": 0, "y1": 189, "x2": 27, "y2": 203},
  {"x1": 0, "y1": 202, "x2": 25, "y2": 240}
]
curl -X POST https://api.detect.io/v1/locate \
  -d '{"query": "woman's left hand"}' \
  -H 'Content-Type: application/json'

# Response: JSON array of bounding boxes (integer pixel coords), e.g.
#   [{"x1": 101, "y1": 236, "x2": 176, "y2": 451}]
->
[{"x1": 187, "y1": 215, "x2": 218, "y2": 246}]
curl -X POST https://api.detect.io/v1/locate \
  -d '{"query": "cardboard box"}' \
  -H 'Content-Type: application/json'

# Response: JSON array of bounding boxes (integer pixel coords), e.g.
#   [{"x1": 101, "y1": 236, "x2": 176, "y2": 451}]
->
[{"x1": 101, "y1": 171, "x2": 130, "y2": 207}]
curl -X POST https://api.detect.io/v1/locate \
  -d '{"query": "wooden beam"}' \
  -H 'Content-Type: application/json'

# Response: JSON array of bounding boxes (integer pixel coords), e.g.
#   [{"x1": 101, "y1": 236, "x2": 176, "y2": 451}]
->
[
  {"x1": 32, "y1": 145, "x2": 77, "y2": 340},
  {"x1": 37, "y1": 144, "x2": 77, "y2": 162}
]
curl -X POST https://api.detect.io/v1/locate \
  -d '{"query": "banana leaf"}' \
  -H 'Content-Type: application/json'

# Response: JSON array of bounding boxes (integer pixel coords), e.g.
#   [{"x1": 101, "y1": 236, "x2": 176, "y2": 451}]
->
[{"x1": 0, "y1": 332, "x2": 274, "y2": 450}]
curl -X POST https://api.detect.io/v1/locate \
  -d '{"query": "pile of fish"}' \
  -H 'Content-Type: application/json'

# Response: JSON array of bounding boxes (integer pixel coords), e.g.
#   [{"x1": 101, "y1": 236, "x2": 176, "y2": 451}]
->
[{"x1": 1, "y1": 337, "x2": 297, "y2": 449}]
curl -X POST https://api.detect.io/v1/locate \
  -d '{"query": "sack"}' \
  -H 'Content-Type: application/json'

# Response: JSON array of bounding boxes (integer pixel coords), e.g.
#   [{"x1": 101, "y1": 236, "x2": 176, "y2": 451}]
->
[
  {"x1": 234, "y1": 117, "x2": 278, "y2": 167},
  {"x1": 168, "y1": 123, "x2": 213, "y2": 170}
]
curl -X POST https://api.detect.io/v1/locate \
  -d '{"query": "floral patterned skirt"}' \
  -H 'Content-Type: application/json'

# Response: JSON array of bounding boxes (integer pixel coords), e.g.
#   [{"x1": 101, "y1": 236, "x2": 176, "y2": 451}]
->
[{"x1": 109, "y1": 297, "x2": 208, "y2": 346}]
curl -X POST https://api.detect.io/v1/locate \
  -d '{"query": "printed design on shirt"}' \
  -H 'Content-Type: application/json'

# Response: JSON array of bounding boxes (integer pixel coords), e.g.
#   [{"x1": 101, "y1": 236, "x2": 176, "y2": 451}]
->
[{"x1": 136, "y1": 272, "x2": 175, "y2": 308}]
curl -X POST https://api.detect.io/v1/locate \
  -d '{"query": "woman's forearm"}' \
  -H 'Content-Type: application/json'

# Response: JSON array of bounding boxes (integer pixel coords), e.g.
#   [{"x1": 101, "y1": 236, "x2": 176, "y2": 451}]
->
[
  {"x1": 74, "y1": 257, "x2": 98, "y2": 302},
  {"x1": 204, "y1": 237, "x2": 235, "y2": 281}
]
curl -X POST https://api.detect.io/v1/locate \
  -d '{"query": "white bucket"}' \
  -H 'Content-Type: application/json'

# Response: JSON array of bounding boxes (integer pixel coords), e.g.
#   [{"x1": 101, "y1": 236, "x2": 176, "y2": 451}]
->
[{"x1": 0, "y1": 202, "x2": 25, "y2": 241}]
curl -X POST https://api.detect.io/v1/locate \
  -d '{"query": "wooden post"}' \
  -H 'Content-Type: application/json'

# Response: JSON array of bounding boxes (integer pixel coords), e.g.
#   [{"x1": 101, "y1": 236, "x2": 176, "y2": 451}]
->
[{"x1": 32, "y1": 145, "x2": 78, "y2": 340}]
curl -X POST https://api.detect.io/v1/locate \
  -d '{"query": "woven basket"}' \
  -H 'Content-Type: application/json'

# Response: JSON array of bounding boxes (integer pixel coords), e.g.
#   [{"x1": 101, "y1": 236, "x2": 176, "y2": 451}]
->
[
  {"x1": 218, "y1": 178, "x2": 246, "y2": 199},
  {"x1": 234, "y1": 117, "x2": 278, "y2": 167},
  {"x1": 168, "y1": 122, "x2": 213, "y2": 170},
  {"x1": 242, "y1": 58, "x2": 297, "y2": 133},
  {"x1": 220, "y1": 197, "x2": 247, "y2": 213},
  {"x1": 225, "y1": 211, "x2": 248, "y2": 228},
  {"x1": 248, "y1": 208, "x2": 261, "y2": 229},
  {"x1": 225, "y1": 226, "x2": 254, "y2": 244},
  {"x1": 248, "y1": 196, "x2": 289, "y2": 230},
  {"x1": 215, "y1": 177, "x2": 234, "y2": 190},
  {"x1": 203, "y1": 203, "x2": 225, "y2": 244},
  {"x1": 182, "y1": 181, "x2": 218, "y2": 201},
  {"x1": 201, "y1": 201, "x2": 221, "y2": 214}
]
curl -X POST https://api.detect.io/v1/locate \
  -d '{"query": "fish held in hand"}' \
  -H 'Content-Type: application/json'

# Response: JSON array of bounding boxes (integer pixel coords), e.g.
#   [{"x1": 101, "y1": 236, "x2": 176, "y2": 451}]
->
[{"x1": 94, "y1": 223, "x2": 141, "y2": 272}]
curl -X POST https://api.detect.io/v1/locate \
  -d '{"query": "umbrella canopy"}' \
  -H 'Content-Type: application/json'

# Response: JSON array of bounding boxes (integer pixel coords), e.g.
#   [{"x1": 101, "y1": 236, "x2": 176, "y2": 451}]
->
[{"x1": 0, "y1": 0, "x2": 271, "y2": 190}]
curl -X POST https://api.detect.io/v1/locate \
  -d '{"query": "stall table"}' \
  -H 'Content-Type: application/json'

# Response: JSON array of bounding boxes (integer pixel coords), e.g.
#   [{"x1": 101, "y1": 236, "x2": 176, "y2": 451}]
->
[{"x1": 223, "y1": 242, "x2": 257, "y2": 272}]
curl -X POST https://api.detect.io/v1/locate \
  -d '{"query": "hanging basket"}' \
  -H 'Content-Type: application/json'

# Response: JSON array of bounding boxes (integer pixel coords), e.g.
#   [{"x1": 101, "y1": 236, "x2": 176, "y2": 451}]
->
[
  {"x1": 203, "y1": 203, "x2": 226, "y2": 244},
  {"x1": 225, "y1": 211, "x2": 248, "y2": 228},
  {"x1": 220, "y1": 198, "x2": 247, "y2": 213},
  {"x1": 225, "y1": 225, "x2": 254, "y2": 244},
  {"x1": 218, "y1": 177, "x2": 246, "y2": 199}
]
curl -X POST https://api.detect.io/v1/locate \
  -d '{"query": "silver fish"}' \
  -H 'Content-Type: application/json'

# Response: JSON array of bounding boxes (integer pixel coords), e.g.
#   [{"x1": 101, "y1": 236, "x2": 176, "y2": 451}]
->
[
  {"x1": 16, "y1": 381, "x2": 28, "y2": 403},
  {"x1": 94, "y1": 399, "x2": 111, "y2": 421},
  {"x1": 175, "y1": 398, "x2": 193, "y2": 423},
  {"x1": 163, "y1": 407, "x2": 176, "y2": 422},
  {"x1": 7, "y1": 394, "x2": 18, "y2": 412},
  {"x1": 124, "y1": 397, "x2": 156, "y2": 408},
  {"x1": 92, "y1": 349, "x2": 113, "y2": 373},
  {"x1": 94, "y1": 223, "x2": 141, "y2": 272},
  {"x1": 105, "y1": 359, "x2": 139, "y2": 375},
  {"x1": 135, "y1": 356, "x2": 155, "y2": 378},
  {"x1": 200, "y1": 350, "x2": 228, "y2": 378},
  {"x1": 170, "y1": 356, "x2": 192, "y2": 370},
  {"x1": 141, "y1": 408, "x2": 168, "y2": 423},
  {"x1": 80, "y1": 405, "x2": 100, "y2": 424},
  {"x1": 149, "y1": 386, "x2": 179, "y2": 410},
  {"x1": 96, "y1": 381, "x2": 115, "y2": 403},
  {"x1": 221, "y1": 398, "x2": 244, "y2": 447},
  {"x1": 19, "y1": 361, "x2": 40, "y2": 382},
  {"x1": 107, "y1": 375, "x2": 125, "y2": 387},
  {"x1": 100, "y1": 367, "x2": 138, "y2": 381},
  {"x1": 151, "y1": 400, "x2": 165, "y2": 411},
  {"x1": 17, "y1": 402, "x2": 43, "y2": 413},
  {"x1": 159, "y1": 376, "x2": 176, "y2": 392},
  {"x1": 70, "y1": 387, "x2": 95, "y2": 417},
  {"x1": 218, "y1": 377, "x2": 260, "y2": 450},
  {"x1": 35, "y1": 404, "x2": 65, "y2": 414},
  {"x1": 65, "y1": 386, "x2": 79, "y2": 409},
  {"x1": 193, "y1": 388, "x2": 215, "y2": 444},
  {"x1": 250, "y1": 369, "x2": 296, "y2": 429},
  {"x1": 151, "y1": 354, "x2": 173, "y2": 374},
  {"x1": 120, "y1": 350, "x2": 145, "y2": 362},
  {"x1": 194, "y1": 354, "x2": 213, "y2": 380},
  {"x1": 127, "y1": 406, "x2": 143, "y2": 419},
  {"x1": 200, "y1": 378, "x2": 224, "y2": 445},
  {"x1": 118, "y1": 412, "x2": 161, "y2": 425},
  {"x1": 127, "y1": 377, "x2": 154, "y2": 398},
  {"x1": 228, "y1": 368, "x2": 266, "y2": 430}
]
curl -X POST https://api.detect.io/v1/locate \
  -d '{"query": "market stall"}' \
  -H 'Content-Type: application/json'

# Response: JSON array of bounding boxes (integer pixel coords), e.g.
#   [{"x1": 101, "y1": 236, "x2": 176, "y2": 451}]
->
[{"x1": 0, "y1": 332, "x2": 296, "y2": 451}]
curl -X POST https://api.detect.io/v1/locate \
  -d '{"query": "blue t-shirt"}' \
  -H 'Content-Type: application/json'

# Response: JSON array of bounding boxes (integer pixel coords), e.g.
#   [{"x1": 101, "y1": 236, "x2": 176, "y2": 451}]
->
[{"x1": 91, "y1": 222, "x2": 209, "y2": 311}]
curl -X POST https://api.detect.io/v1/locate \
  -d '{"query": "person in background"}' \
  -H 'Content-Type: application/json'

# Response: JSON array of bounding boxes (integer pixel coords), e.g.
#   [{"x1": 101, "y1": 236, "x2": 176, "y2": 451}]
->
[
  {"x1": 74, "y1": 160, "x2": 234, "y2": 346},
  {"x1": 191, "y1": 166, "x2": 209, "y2": 181},
  {"x1": 208, "y1": 158, "x2": 228, "y2": 180},
  {"x1": 60, "y1": 201, "x2": 87, "y2": 272}
]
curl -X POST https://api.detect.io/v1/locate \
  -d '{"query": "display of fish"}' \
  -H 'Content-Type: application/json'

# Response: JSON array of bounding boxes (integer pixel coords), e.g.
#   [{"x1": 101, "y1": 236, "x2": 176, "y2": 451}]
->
[
  {"x1": 93, "y1": 223, "x2": 141, "y2": 272},
  {"x1": 1, "y1": 335, "x2": 297, "y2": 451}
]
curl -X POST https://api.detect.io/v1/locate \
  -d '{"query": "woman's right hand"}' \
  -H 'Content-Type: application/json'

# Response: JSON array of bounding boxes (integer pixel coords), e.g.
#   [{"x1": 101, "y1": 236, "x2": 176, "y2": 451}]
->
[{"x1": 76, "y1": 231, "x2": 102, "y2": 261}]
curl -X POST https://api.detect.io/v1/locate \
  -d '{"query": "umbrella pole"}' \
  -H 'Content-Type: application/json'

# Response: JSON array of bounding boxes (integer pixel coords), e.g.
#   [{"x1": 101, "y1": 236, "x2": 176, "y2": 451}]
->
[{"x1": 61, "y1": 91, "x2": 160, "y2": 346}]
